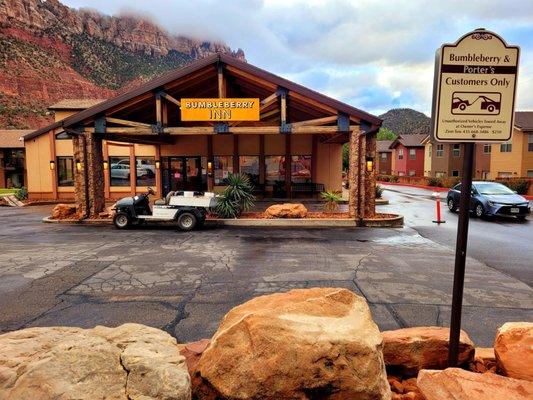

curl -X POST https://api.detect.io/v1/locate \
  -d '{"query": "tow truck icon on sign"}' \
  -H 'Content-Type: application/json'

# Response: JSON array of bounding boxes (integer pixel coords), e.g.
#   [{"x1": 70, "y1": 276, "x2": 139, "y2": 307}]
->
[{"x1": 451, "y1": 92, "x2": 501, "y2": 115}]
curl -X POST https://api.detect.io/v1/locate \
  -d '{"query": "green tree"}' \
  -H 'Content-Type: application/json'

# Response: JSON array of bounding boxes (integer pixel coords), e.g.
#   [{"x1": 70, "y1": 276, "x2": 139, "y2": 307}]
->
[
  {"x1": 342, "y1": 143, "x2": 349, "y2": 171},
  {"x1": 377, "y1": 127, "x2": 397, "y2": 141}
]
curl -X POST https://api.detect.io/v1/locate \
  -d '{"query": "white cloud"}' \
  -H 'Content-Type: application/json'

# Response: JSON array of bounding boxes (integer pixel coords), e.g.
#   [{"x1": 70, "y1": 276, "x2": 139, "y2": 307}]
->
[{"x1": 62, "y1": 0, "x2": 533, "y2": 115}]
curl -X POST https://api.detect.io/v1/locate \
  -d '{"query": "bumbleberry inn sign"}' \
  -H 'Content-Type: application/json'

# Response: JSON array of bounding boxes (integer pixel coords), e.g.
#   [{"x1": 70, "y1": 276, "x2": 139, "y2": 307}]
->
[{"x1": 431, "y1": 28, "x2": 519, "y2": 142}]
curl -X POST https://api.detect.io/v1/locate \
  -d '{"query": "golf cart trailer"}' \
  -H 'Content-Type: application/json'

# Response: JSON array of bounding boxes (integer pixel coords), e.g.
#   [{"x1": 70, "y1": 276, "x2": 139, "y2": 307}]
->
[{"x1": 113, "y1": 187, "x2": 217, "y2": 231}]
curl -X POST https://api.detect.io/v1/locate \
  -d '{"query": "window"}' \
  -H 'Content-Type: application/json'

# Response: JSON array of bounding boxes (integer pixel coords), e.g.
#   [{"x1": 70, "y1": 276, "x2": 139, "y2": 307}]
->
[
  {"x1": 109, "y1": 156, "x2": 131, "y2": 186},
  {"x1": 291, "y1": 155, "x2": 311, "y2": 183},
  {"x1": 408, "y1": 170, "x2": 416, "y2": 176},
  {"x1": 381, "y1": 152, "x2": 387, "y2": 159},
  {"x1": 497, "y1": 172, "x2": 512, "y2": 178},
  {"x1": 214, "y1": 156, "x2": 233, "y2": 184},
  {"x1": 435, "y1": 171, "x2": 445, "y2": 178},
  {"x1": 398, "y1": 171, "x2": 405, "y2": 176},
  {"x1": 239, "y1": 156, "x2": 260, "y2": 186},
  {"x1": 500, "y1": 141, "x2": 512, "y2": 152},
  {"x1": 265, "y1": 156, "x2": 285, "y2": 185},
  {"x1": 527, "y1": 170, "x2": 533, "y2": 178},
  {"x1": 483, "y1": 144, "x2": 492, "y2": 154},
  {"x1": 452, "y1": 170, "x2": 459, "y2": 177},
  {"x1": 57, "y1": 156, "x2": 74, "y2": 187},
  {"x1": 409, "y1": 148, "x2": 416, "y2": 160},
  {"x1": 528, "y1": 134, "x2": 533, "y2": 152},
  {"x1": 55, "y1": 131, "x2": 71, "y2": 140},
  {"x1": 428, "y1": 144, "x2": 432, "y2": 158},
  {"x1": 482, "y1": 171, "x2": 490, "y2": 180},
  {"x1": 436, "y1": 144, "x2": 444, "y2": 157},
  {"x1": 135, "y1": 157, "x2": 156, "y2": 187},
  {"x1": 398, "y1": 149, "x2": 404, "y2": 159},
  {"x1": 452, "y1": 144, "x2": 461, "y2": 157}
]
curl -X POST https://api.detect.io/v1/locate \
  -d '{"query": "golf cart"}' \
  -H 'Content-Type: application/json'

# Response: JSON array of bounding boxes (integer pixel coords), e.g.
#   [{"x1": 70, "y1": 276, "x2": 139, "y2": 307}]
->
[{"x1": 113, "y1": 187, "x2": 216, "y2": 231}]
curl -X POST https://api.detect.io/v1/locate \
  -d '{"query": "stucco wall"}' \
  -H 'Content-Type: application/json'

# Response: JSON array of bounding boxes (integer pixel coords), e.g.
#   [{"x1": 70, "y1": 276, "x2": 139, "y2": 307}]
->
[{"x1": 25, "y1": 134, "x2": 53, "y2": 197}]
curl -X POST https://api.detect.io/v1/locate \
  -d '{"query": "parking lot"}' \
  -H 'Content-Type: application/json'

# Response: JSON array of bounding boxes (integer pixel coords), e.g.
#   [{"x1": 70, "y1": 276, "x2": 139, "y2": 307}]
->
[{"x1": 0, "y1": 192, "x2": 531, "y2": 347}]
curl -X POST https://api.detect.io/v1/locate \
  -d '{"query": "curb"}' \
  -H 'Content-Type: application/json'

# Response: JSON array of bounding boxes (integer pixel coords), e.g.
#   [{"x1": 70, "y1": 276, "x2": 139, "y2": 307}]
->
[
  {"x1": 206, "y1": 219, "x2": 357, "y2": 228},
  {"x1": 362, "y1": 214, "x2": 404, "y2": 228},
  {"x1": 43, "y1": 217, "x2": 112, "y2": 225}
]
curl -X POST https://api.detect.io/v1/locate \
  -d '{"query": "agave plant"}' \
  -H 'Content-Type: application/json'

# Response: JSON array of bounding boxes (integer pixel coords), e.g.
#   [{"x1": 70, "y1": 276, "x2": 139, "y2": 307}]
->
[
  {"x1": 321, "y1": 190, "x2": 342, "y2": 212},
  {"x1": 215, "y1": 173, "x2": 256, "y2": 218}
]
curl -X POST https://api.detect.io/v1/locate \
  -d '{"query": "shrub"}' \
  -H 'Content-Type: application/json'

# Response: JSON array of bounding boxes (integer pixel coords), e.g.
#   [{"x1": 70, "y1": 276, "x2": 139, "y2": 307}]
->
[
  {"x1": 375, "y1": 184, "x2": 383, "y2": 199},
  {"x1": 215, "y1": 173, "x2": 255, "y2": 218},
  {"x1": 499, "y1": 179, "x2": 529, "y2": 195},
  {"x1": 442, "y1": 177, "x2": 460, "y2": 188},
  {"x1": 427, "y1": 177, "x2": 443, "y2": 187},
  {"x1": 389, "y1": 175, "x2": 399, "y2": 183},
  {"x1": 15, "y1": 187, "x2": 28, "y2": 200},
  {"x1": 377, "y1": 174, "x2": 390, "y2": 182},
  {"x1": 321, "y1": 190, "x2": 342, "y2": 212}
]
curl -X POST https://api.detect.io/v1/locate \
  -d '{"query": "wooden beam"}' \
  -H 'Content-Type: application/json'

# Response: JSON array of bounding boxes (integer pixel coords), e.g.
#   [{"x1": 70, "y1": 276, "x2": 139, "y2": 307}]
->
[
  {"x1": 260, "y1": 92, "x2": 278, "y2": 110},
  {"x1": 291, "y1": 115, "x2": 337, "y2": 128},
  {"x1": 105, "y1": 117, "x2": 151, "y2": 128},
  {"x1": 225, "y1": 65, "x2": 278, "y2": 91},
  {"x1": 160, "y1": 92, "x2": 181, "y2": 107},
  {"x1": 165, "y1": 127, "x2": 214, "y2": 135},
  {"x1": 218, "y1": 63, "x2": 226, "y2": 98},
  {"x1": 280, "y1": 90, "x2": 287, "y2": 126},
  {"x1": 155, "y1": 93, "x2": 162, "y2": 126},
  {"x1": 259, "y1": 108, "x2": 279, "y2": 120}
]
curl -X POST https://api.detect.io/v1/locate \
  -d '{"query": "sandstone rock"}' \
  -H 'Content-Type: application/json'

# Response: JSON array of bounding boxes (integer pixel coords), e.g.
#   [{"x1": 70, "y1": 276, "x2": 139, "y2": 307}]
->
[
  {"x1": 265, "y1": 203, "x2": 308, "y2": 218},
  {"x1": 417, "y1": 368, "x2": 533, "y2": 400},
  {"x1": 195, "y1": 288, "x2": 391, "y2": 399},
  {"x1": 177, "y1": 339, "x2": 211, "y2": 377},
  {"x1": 382, "y1": 326, "x2": 474, "y2": 375},
  {"x1": 51, "y1": 203, "x2": 79, "y2": 219},
  {"x1": 494, "y1": 322, "x2": 533, "y2": 381},
  {"x1": 475, "y1": 347, "x2": 495, "y2": 363},
  {"x1": 98, "y1": 203, "x2": 117, "y2": 219},
  {"x1": 0, "y1": 323, "x2": 191, "y2": 400}
]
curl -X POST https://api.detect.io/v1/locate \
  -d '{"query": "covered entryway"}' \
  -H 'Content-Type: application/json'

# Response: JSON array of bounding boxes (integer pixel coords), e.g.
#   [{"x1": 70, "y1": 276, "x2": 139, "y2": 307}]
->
[{"x1": 24, "y1": 53, "x2": 382, "y2": 224}]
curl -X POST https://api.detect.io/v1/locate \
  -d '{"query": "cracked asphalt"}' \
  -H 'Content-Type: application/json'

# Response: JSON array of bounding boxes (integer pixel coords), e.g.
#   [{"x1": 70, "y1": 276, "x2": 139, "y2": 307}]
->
[{"x1": 0, "y1": 192, "x2": 531, "y2": 346}]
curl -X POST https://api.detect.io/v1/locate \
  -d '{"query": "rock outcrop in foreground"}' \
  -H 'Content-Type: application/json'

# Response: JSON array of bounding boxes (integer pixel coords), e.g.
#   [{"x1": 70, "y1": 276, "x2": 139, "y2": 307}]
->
[
  {"x1": 417, "y1": 368, "x2": 533, "y2": 400},
  {"x1": 195, "y1": 287, "x2": 391, "y2": 400},
  {"x1": 382, "y1": 326, "x2": 475, "y2": 375},
  {"x1": 0, "y1": 323, "x2": 191, "y2": 400},
  {"x1": 494, "y1": 321, "x2": 533, "y2": 381}
]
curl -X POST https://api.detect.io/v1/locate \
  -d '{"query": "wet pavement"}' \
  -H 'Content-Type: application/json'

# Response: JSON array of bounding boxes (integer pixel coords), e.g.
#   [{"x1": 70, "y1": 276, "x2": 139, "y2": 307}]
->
[{"x1": 0, "y1": 197, "x2": 531, "y2": 347}]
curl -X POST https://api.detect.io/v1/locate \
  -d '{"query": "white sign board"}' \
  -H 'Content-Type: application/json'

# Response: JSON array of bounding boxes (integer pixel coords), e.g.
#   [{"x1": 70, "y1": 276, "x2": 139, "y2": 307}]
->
[{"x1": 431, "y1": 29, "x2": 519, "y2": 142}]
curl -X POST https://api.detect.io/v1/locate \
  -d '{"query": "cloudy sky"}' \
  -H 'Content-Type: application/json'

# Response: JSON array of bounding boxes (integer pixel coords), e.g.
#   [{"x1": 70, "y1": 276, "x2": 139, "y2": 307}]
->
[{"x1": 63, "y1": 0, "x2": 533, "y2": 117}]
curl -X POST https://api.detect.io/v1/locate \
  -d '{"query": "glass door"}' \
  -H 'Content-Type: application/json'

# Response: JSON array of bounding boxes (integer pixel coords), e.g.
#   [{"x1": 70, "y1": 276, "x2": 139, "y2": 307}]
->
[{"x1": 162, "y1": 157, "x2": 206, "y2": 195}]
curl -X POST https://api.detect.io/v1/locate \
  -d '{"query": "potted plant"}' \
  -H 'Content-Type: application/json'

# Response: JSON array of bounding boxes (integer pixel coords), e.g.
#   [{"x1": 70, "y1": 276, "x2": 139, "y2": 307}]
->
[{"x1": 321, "y1": 190, "x2": 342, "y2": 212}]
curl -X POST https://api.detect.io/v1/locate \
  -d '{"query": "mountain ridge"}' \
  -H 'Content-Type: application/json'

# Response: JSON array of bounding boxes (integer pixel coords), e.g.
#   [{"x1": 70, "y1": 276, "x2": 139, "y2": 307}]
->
[
  {"x1": 0, "y1": 0, "x2": 244, "y2": 129},
  {"x1": 379, "y1": 108, "x2": 430, "y2": 136}
]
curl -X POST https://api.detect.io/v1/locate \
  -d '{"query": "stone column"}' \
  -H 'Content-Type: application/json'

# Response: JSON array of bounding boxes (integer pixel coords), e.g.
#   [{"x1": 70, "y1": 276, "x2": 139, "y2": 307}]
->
[
  {"x1": 364, "y1": 131, "x2": 377, "y2": 218},
  {"x1": 348, "y1": 128, "x2": 360, "y2": 219},
  {"x1": 72, "y1": 133, "x2": 105, "y2": 218},
  {"x1": 358, "y1": 133, "x2": 366, "y2": 222}
]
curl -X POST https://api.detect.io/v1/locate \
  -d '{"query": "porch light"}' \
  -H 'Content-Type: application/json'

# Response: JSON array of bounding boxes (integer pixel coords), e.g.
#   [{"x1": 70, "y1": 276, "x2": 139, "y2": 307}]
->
[
  {"x1": 366, "y1": 157, "x2": 374, "y2": 172},
  {"x1": 76, "y1": 160, "x2": 82, "y2": 172},
  {"x1": 103, "y1": 160, "x2": 109, "y2": 170},
  {"x1": 155, "y1": 160, "x2": 161, "y2": 169},
  {"x1": 49, "y1": 160, "x2": 55, "y2": 170}
]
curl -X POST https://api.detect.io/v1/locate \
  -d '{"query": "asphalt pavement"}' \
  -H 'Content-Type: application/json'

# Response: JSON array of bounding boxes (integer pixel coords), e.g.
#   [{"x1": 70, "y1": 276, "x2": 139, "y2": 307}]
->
[
  {"x1": 0, "y1": 196, "x2": 531, "y2": 347},
  {"x1": 380, "y1": 184, "x2": 533, "y2": 287}
]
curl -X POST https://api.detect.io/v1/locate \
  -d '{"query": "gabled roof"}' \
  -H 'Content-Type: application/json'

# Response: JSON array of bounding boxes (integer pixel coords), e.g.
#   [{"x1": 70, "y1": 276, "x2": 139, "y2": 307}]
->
[
  {"x1": 25, "y1": 53, "x2": 381, "y2": 140},
  {"x1": 377, "y1": 140, "x2": 393, "y2": 152},
  {"x1": 0, "y1": 130, "x2": 30, "y2": 148},
  {"x1": 514, "y1": 111, "x2": 533, "y2": 132},
  {"x1": 389, "y1": 134, "x2": 428, "y2": 149},
  {"x1": 49, "y1": 99, "x2": 106, "y2": 110}
]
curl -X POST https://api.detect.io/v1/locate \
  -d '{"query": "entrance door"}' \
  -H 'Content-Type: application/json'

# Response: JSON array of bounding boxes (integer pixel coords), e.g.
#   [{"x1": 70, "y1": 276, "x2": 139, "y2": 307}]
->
[{"x1": 163, "y1": 157, "x2": 205, "y2": 195}]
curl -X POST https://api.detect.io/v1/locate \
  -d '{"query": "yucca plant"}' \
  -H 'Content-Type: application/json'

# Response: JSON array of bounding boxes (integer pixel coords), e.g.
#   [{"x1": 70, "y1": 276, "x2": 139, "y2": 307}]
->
[
  {"x1": 375, "y1": 184, "x2": 383, "y2": 199},
  {"x1": 321, "y1": 190, "x2": 342, "y2": 212},
  {"x1": 215, "y1": 173, "x2": 256, "y2": 218}
]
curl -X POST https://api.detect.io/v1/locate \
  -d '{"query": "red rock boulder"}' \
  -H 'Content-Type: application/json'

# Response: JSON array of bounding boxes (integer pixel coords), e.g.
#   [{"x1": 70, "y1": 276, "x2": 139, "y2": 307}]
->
[
  {"x1": 264, "y1": 203, "x2": 308, "y2": 218},
  {"x1": 417, "y1": 368, "x2": 533, "y2": 400},
  {"x1": 51, "y1": 203, "x2": 79, "y2": 219},
  {"x1": 195, "y1": 288, "x2": 391, "y2": 399},
  {"x1": 494, "y1": 322, "x2": 533, "y2": 381},
  {"x1": 382, "y1": 326, "x2": 474, "y2": 375}
]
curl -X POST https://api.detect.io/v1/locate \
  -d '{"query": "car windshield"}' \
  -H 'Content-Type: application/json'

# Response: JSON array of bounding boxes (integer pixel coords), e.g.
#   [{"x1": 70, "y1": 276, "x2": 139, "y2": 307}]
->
[{"x1": 475, "y1": 183, "x2": 515, "y2": 195}]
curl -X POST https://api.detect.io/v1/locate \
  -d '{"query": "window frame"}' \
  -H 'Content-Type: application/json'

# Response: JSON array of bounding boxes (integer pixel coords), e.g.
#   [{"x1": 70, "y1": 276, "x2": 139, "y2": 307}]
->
[
  {"x1": 500, "y1": 142, "x2": 512, "y2": 153},
  {"x1": 109, "y1": 156, "x2": 131, "y2": 187},
  {"x1": 409, "y1": 148, "x2": 416, "y2": 160},
  {"x1": 56, "y1": 156, "x2": 74, "y2": 187},
  {"x1": 213, "y1": 155, "x2": 234, "y2": 185},
  {"x1": 135, "y1": 156, "x2": 156, "y2": 187},
  {"x1": 398, "y1": 148, "x2": 404, "y2": 160},
  {"x1": 483, "y1": 144, "x2": 492, "y2": 154},
  {"x1": 265, "y1": 155, "x2": 286, "y2": 185},
  {"x1": 436, "y1": 144, "x2": 444, "y2": 157},
  {"x1": 452, "y1": 144, "x2": 461, "y2": 157}
]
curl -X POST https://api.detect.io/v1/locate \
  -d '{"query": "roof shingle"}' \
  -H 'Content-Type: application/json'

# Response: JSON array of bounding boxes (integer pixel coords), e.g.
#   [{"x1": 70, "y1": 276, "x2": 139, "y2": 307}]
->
[{"x1": 0, "y1": 130, "x2": 30, "y2": 148}]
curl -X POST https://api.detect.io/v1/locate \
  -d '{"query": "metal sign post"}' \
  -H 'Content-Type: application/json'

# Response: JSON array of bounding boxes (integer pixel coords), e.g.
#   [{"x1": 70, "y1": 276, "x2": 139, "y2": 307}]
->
[{"x1": 430, "y1": 28, "x2": 519, "y2": 367}]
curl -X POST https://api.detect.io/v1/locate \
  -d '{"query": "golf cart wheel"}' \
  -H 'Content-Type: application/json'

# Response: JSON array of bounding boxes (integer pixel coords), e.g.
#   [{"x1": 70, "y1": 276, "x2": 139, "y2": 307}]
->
[
  {"x1": 474, "y1": 203, "x2": 485, "y2": 218},
  {"x1": 114, "y1": 212, "x2": 131, "y2": 229},
  {"x1": 447, "y1": 198, "x2": 457, "y2": 212},
  {"x1": 177, "y1": 212, "x2": 197, "y2": 231}
]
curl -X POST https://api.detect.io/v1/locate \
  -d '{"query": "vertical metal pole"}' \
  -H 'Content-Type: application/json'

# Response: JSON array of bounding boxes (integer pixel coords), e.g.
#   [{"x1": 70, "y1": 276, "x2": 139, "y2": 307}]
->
[{"x1": 448, "y1": 142, "x2": 475, "y2": 367}]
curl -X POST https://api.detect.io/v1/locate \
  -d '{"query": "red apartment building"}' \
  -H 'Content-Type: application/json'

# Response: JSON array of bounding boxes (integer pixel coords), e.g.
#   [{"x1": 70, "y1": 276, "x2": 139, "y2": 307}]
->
[{"x1": 390, "y1": 134, "x2": 426, "y2": 177}]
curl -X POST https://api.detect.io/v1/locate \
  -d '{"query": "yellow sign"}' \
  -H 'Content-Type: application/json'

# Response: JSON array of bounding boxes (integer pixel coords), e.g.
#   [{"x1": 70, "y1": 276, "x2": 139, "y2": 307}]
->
[
  {"x1": 180, "y1": 98, "x2": 260, "y2": 121},
  {"x1": 431, "y1": 29, "x2": 519, "y2": 142}
]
